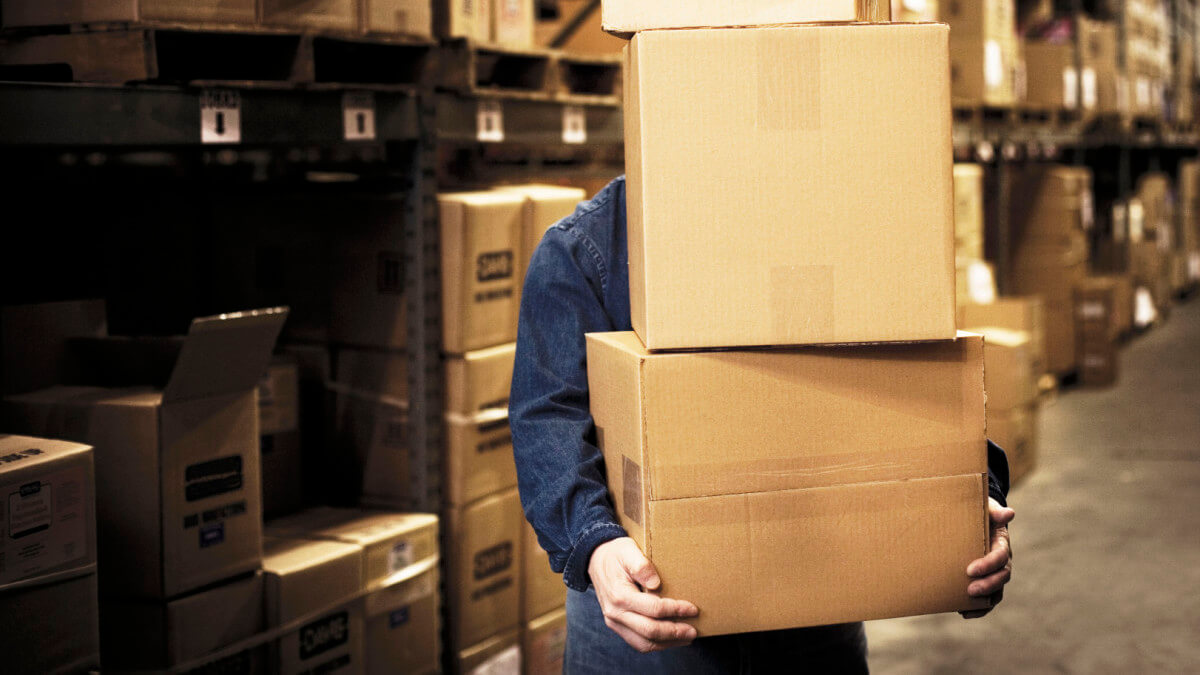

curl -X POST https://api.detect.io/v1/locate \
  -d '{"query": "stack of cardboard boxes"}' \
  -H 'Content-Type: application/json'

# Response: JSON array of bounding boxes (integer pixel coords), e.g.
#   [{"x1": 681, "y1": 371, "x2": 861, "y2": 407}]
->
[
  {"x1": 1123, "y1": 0, "x2": 1172, "y2": 120},
  {"x1": 1179, "y1": 160, "x2": 1200, "y2": 287},
  {"x1": 596, "y1": 7, "x2": 992, "y2": 635},
  {"x1": 942, "y1": 0, "x2": 1019, "y2": 107},
  {"x1": 1022, "y1": 14, "x2": 1121, "y2": 117},
  {"x1": 1133, "y1": 172, "x2": 1176, "y2": 316},
  {"x1": 439, "y1": 0, "x2": 536, "y2": 47},
  {"x1": 1075, "y1": 277, "x2": 1123, "y2": 387},
  {"x1": 955, "y1": 163, "x2": 998, "y2": 308}
]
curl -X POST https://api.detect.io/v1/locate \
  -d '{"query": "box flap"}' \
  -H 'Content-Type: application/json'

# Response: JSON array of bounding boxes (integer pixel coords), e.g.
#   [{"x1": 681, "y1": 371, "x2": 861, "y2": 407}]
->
[{"x1": 163, "y1": 308, "x2": 288, "y2": 402}]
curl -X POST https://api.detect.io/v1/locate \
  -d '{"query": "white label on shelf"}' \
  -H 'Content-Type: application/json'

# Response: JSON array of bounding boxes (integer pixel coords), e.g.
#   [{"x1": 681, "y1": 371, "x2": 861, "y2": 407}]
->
[
  {"x1": 562, "y1": 105, "x2": 587, "y2": 144},
  {"x1": 476, "y1": 99, "x2": 505, "y2": 143},
  {"x1": 470, "y1": 645, "x2": 521, "y2": 675},
  {"x1": 200, "y1": 89, "x2": 242, "y2": 145},
  {"x1": 1129, "y1": 201, "x2": 1145, "y2": 243},
  {"x1": 1189, "y1": 252, "x2": 1200, "y2": 281},
  {"x1": 966, "y1": 261, "x2": 996, "y2": 305},
  {"x1": 1079, "y1": 300, "x2": 1107, "y2": 321},
  {"x1": 984, "y1": 40, "x2": 1003, "y2": 89},
  {"x1": 1063, "y1": 67, "x2": 1079, "y2": 109},
  {"x1": 1082, "y1": 67, "x2": 1098, "y2": 110},
  {"x1": 1081, "y1": 190, "x2": 1095, "y2": 231},
  {"x1": 343, "y1": 92, "x2": 377, "y2": 141}
]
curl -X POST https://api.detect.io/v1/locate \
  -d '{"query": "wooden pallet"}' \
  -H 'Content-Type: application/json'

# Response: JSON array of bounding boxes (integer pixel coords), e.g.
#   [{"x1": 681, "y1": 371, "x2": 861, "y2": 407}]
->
[
  {"x1": 555, "y1": 52, "x2": 622, "y2": 105},
  {"x1": 439, "y1": 38, "x2": 556, "y2": 100},
  {"x1": 0, "y1": 24, "x2": 436, "y2": 86}
]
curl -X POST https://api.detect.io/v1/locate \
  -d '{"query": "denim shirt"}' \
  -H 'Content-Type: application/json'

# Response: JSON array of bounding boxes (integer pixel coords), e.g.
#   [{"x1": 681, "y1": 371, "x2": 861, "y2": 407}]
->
[{"x1": 510, "y1": 176, "x2": 1010, "y2": 593}]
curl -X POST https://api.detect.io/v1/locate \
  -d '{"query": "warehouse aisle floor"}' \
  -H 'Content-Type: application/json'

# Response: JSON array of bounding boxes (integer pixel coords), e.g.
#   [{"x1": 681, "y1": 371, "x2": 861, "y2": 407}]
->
[{"x1": 865, "y1": 298, "x2": 1200, "y2": 674}]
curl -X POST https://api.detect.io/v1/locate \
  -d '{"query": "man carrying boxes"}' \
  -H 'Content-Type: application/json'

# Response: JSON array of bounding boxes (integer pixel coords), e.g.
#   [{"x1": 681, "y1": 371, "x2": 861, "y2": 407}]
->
[{"x1": 511, "y1": 3, "x2": 1015, "y2": 671}]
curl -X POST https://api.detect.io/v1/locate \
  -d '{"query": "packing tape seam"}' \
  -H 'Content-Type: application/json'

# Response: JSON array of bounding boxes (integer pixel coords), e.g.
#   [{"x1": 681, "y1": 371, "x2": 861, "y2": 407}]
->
[
  {"x1": 118, "y1": 554, "x2": 440, "y2": 675},
  {"x1": 0, "y1": 561, "x2": 97, "y2": 594},
  {"x1": 647, "y1": 470, "x2": 990, "y2": 505}
]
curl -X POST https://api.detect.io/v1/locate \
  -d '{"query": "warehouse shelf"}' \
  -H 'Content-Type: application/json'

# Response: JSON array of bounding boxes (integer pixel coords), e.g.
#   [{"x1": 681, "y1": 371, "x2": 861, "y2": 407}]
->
[{"x1": 435, "y1": 92, "x2": 622, "y2": 145}]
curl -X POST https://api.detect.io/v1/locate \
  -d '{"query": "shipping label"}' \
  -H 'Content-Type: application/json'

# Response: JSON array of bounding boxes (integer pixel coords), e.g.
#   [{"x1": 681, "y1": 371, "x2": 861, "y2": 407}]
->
[{"x1": 1, "y1": 464, "x2": 89, "y2": 585}]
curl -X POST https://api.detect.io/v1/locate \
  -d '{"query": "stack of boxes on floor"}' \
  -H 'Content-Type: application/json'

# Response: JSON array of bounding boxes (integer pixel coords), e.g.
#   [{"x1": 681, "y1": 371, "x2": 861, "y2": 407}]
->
[
  {"x1": 597, "y1": 5, "x2": 992, "y2": 634},
  {"x1": 942, "y1": 0, "x2": 1018, "y2": 107},
  {"x1": 439, "y1": 184, "x2": 582, "y2": 672},
  {"x1": 1179, "y1": 160, "x2": 1200, "y2": 288},
  {"x1": 1133, "y1": 172, "x2": 1176, "y2": 318}
]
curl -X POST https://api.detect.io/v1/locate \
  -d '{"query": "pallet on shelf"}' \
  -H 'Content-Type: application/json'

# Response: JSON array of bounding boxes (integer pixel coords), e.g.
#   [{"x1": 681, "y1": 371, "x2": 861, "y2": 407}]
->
[{"x1": 438, "y1": 38, "x2": 556, "y2": 100}]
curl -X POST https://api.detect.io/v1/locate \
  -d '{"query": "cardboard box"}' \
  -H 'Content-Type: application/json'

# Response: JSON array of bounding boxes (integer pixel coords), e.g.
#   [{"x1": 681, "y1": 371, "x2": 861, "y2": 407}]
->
[
  {"x1": 601, "y1": 0, "x2": 868, "y2": 37},
  {"x1": 1024, "y1": 41, "x2": 1079, "y2": 110},
  {"x1": 446, "y1": 409, "x2": 516, "y2": 506},
  {"x1": 260, "y1": 358, "x2": 300, "y2": 436},
  {"x1": 445, "y1": 342, "x2": 515, "y2": 416},
  {"x1": 492, "y1": 0, "x2": 534, "y2": 47},
  {"x1": 459, "y1": 628, "x2": 521, "y2": 675},
  {"x1": 330, "y1": 387, "x2": 411, "y2": 507},
  {"x1": 102, "y1": 572, "x2": 265, "y2": 671},
  {"x1": 625, "y1": 23, "x2": 956, "y2": 349},
  {"x1": 892, "y1": 0, "x2": 939, "y2": 22},
  {"x1": 950, "y1": 38, "x2": 1018, "y2": 106},
  {"x1": 586, "y1": 331, "x2": 990, "y2": 634},
  {"x1": 266, "y1": 508, "x2": 439, "y2": 590},
  {"x1": 362, "y1": 0, "x2": 433, "y2": 36},
  {"x1": 1042, "y1": 300, "x2": 1079, "y2": 375},
  {"x1": 497, "y1": 184, "x2": 586, "y2": 289},
  {"x1": 957, "y1": 259, "x2": 997, "y2": 308},
  {"x1": 263, "y1": 537, "x2": 365, "y2": 675},
  {"x1": 3, "y1": 310, "x2": 285, "y2": 599},
  {"x1": 262, "y1": 431, "x2": 304, "y2": 520},
  {"x1": 521, "y1": 521, "x2": 564, "y2": 623},
  {"x1": 0, "y1": 435, "x2": 95, "y2": 586},
  {"x1": 330, "y1": 195, "x2": 409, "y2": 351},
  {"x1": 333, "y1": 347, "x2": 409, "y2": 402},
  {"x1": 3, "y1": 571, "x2": 100, "y2": 674},
  {"x1": 1078, "y1": 339, "x2": 1118, "y2": 387},
  {"x1": 447, "y1": 488, "x2": 523, "y2": 648},
  {"x1": 0, "y1": 0, "x2": 256, "y2": 27},
  {"x1": 440, "y1": 192, "x2": 525, "y2": 354},
  {"x1": 1079, "y1": 16, "x2": 1120, "y2": 114},
  {"x1": 958, "y1": 296, "x2": 1046, "y2": 375},
  {"x1": 523, "y1": 607, "x2": 567, "y2": 675},
  {"x1": 435, "y1": 0, "x2": 492, "y2": 42},
  {"x1": 364, "y1": 563, "x2": 440, "y2": 675},
  {"x1": 987, "y1": 404, "x2": 1036, "y2": 485},
  {"x1": 954, "y1": 163, "x2": 985, "y2": 262},
  {"x1": 262, "y1": 0, "x2": 357, "y2": 30},
  {"x1": 940, "y1": 0, "x2": 1015, "y2": 42},
  {"x1": 974, "y1": 327, "x2": 1037, "y2": 412},
  {"x1": 1075, "y1": 277, "x2": 1120, "y2": 341}
]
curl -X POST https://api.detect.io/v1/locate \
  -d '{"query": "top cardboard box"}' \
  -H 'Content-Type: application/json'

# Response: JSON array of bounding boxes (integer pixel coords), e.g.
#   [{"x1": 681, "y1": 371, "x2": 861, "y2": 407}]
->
[
  {"x1": 601, "y1": 1, "x2": 873, "y2": 38},
  {"x1": 0, "y1": 0, "x2": 256, "y2": 27},
  {"x1": 625, "y1": 23, "x2": 955, "y2": 350}
]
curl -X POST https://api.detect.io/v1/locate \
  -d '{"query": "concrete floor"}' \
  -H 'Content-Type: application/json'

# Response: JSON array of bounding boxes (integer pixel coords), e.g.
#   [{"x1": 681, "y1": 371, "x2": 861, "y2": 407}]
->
[{"x1": 865, "y1": 298, "x2": 1200, "y2": 674}]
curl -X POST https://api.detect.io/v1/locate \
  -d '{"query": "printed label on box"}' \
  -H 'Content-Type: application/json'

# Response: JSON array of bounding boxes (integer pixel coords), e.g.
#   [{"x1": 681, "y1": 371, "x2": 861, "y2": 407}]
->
[
  {"x1": 389, "y1": 541, "x2": 414, "y2": 575},
  {"x1": 1063, "y1": 67, "x2": 1079, "y2": 109},
  {"x1": 1082, "y1": 67, "x2": 1097, "y2": 110},
  {"x1": 1, "y1": 465, "x2": 88, "y2": 585},
  {"x1": 984, "y1": 40, "x2": 1003, "y2": 89}
]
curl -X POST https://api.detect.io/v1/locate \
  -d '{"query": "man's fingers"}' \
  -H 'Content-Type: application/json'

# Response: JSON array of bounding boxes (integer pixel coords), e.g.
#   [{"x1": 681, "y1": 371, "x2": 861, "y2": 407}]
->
[
  {"x1": 968, "y1": 564, "x2": 1012, "y2": 597},
  {"x1": 988, "y1": 502, "x2": 1016, "y2": 526},
  {"x1": 620, "y1": 591, "x2": 699, "y2": 619},
  {"x1": 967, "y1": 535, "x2": 1011, "y2": 577},
  {"x1": 612, "y1": 608, "x2": 698, "y2": 644},
  {"x1": 623, "y1": 553, "x2": 662, "y2": 591},
  {"x1": 603, "y1": 616, "x2": 694, "y2": 654}
]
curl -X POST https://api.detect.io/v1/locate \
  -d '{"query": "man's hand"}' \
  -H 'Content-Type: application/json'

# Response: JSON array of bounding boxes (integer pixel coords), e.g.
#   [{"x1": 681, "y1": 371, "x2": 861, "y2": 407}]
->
[
  {"x1": 588, "y1": 537, "x2": 700, "y2": 653},
  {"x1": 961, "y1": 497, "x2": 1015, "y2": 619}
]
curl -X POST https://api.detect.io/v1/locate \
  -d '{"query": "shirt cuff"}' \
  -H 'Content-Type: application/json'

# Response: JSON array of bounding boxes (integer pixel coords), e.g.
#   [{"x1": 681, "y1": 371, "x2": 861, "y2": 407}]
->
[
  {"x1": 562, "y1": 521, "x2": 628, "y2": 592},
  {"x1": 988, "y1": 476, "x2": 1007, "y2": 507}
]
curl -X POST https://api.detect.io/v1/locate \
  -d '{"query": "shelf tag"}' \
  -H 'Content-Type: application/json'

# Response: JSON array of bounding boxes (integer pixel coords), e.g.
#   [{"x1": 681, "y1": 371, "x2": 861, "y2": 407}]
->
[
  {"x1": 343, "y1": 92, "x2": 377, "y2": 141},
  {"x1": 477, "y1": 99, "x2": 505, "y2": 142},
  {"x1": 200, "y1": 89, "x2": 241, "y2": 145},
  {"x1": 563, "y1": 105, "x2": 587, "y2": 144}
]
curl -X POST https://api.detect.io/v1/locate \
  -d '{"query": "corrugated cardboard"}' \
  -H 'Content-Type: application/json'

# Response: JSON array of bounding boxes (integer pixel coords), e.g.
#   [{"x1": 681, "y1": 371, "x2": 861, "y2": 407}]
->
[
  {"x1": 459, "y1": 628, "x2": 521, "y2": 675},
  {"x1": 585, "y1": 331, "x2": 989, "y2": 634},
  {"x1": 956, "y1": 259, "x2": 997, "y2": 308},
  {"x1": 1024, "y1": 41, "x2": 1078, "y2": 110},
  {"x1": 262, "y1": 0, "x2": 357, "y2": 31},
  {"x1": 330, "y1": 387, "x2": 410, "y2": 507},
  {"x1": 334, "y1": 347, "x2": 409, "y2": 402},
  {"x1": 602, "y1": 0, "x2": 868, "y2": 38},
  {"x1": 950, "y1": 38, "x2": 1018, "y2": 106},
  {"x1": 954, "y1": 163, "x2": 985, "y2": 262},
  {"x1": 447, "y1": 488, "x2": 523, "y2": 649},
  {"x1": 1079, "y1": 16, "x2": 1120, "y2": 114},
  {"x1": 0, "y1": 435, "x2": 95, "y2": 586},
  {"x1": 260, "y1": 358, "x2": 300, "y2": 436},
  {"x1": 987, "y1": 404, "x2": 1036, "y2": 484},
  {"x1": 522, "y1": 607, "x2": 566, "y2": 675},
  {"x1": 266, "y1": 508, "x2": 439, "y2": 590},
  {"x1": 625, "y1": 23, "x2": 955, "y2": 349},
  {"x1": 3, "y1": 571, "x2": 100, "y2": 674},
  {"x1": 364, "y1": 564, "x2": 440, "y2": 675},
  {"x1": 1076, "y1": 277, "x2": 1120, "y2": 341},
  {"x1": 521, "y1": 521, "x2": 564, "y2": 623},
  {"x1": 102, "y1": 572, "x2": 265, "y2": 671},
  {"x1": 974, "y1": 327, "x2": 1037, "y2": 412},
  {"x1": 0, "y1": 0, "x2": 255, "y2": 26},
  {"x1": 446, "y1": 409, "x2": 516, "y2": 506},
  {"x1": 492, "y1": 0, "x2": 534, "y2": 47},
  {"x1": 435, "y1": 0, "x2": 492, "y2": 42},
  {"x1": 3, "y1": 310, "x2": 286, "y2": 600},
  {"x1": 362, "y1": 0, "x2": 433, "y2": 36},
  {"x1": 941, "y1": 0, "x2": 1015, "y2": 42},
  {"x1": 263, "y1": 537, "x2": 365, "y2": 675},
  {"x1": 959, "y1": 296, "x2": 1046, "y2": 376},
  {"x1": 330, "y1": 196, "x2": 408, "y2": 351},
  {"x1": 497, "y1": 184, "x2": 585, "y2": 290},
  {"x1": 444, "y1": 342, "x2": 515, "y2": 416},
  {"x1": 440, "y1": 192, "x2": 525, "y2": 354},
  {"x1": 1078, "y1": 339, "x2": 1118, "y2": 386}
]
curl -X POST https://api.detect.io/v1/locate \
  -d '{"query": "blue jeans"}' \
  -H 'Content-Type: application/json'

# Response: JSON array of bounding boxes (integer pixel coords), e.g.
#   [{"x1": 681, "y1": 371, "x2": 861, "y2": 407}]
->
[{"x1": 564, "y1": 587, "x2": 869, "y2": 674}]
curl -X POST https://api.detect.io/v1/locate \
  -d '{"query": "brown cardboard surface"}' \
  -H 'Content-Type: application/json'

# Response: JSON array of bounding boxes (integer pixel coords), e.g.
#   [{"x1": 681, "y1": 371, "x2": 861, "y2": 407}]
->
[
  {"x1": 0, "y1": 0, "x2": 255, "y2": 26},
  {"x1": 602, "y1": 0, "x2": 864, "y2": 37},
  {"x1": 364, "y1": 565, "x2": 440, "y2": 675},
  {"x1": 440, "y1": 192, "x2": 525, "y2": 354},
  {"x1": 140, "y1": 0, "x2": 256, "y2": 22},
  {"x1": 497, "y1": 184, "x2": 586, "y2": 291},
  {"x1": 446, "y1": 409, "x2": 516, "y2": 506},
  {"x1": 1042, "y1": 299, "x2": 1078, "y2": 375},
  {"x1": 521, "y1": 521, "x2": 564, "y2": 623},
  {"x1": 1076, "y1": 277, "x2": 1120, "y2": 341},
  {"x1": 435, "y1": 0, "x2": 491, "y2": 41},
  {"x1": 986, "y1": 404, "x2": 1036, "y2": 481},
  {"x1": 958, "y1": 297, "x2": 1046, "y2": 376},
  {"x1": 940, "y1": 0, "x2": 1015, "y2": 42},
  {"x1": 0, "y1": 435, "x2": 95, "y2": 586},
  {"x1": 102, "y1": 572, "x2": 264, "y2": 670},
  {"x1": 447, "y1": 488, "x2": 523, "y2": 649},
  {"x1": 522, "y1": 607, "x2": 567, "y2": 675},
  {"x1": 333, "y1": 347, "x2": 409, "y2": 402},
  {"x1": 262, "y1": 0, "x2": 357, "y2": 30},
  {"x1": 263, "y1": 537, "x2": 365, "y2": 675},
  {"x1": 444, "y1": 342, "x2": 516, "y2": 416},
  {"x1": 974, "y1": 327, "x2": 1037, "y2": 413},
  {"x1": 459, "y1": 628, "x2": 521, "y2": 674},
  {"x1": 950, "y1": 37, "x2": 1018, "y2": 106},
  {"x1": 362, "y1": 0, "x2": 433, "y2": 36},
  {"x1": 331, "y1": 387, "x2": 411, "y2": 507},
  {"x1": 586, "y1": 332, "x2": 986, "y2": 503},
  {"x1": 1023, "y1": 41, "x2": 1077, "y2": 110},
  {"x1": 493, "y1": 0, "x2": 534, "y2": 47},
  {"x1": 3, "y1": 571, "x2": 100, "y2": 674},
  {"x1": 1079, "y1": 16, "x2": 1120, "y2": 114},
  {"x1": 954, "y1": 163, "x2": 985, "y2": 260},
  {"x1": 625, "y1": 23, "x2": 955, "y2": 349},
  {"x1": 1078, "y1": 338, "x2": 1118, "y2": 386},
  {"x1": 259, "y1": 358, "x2": 300, "y2": 436}
]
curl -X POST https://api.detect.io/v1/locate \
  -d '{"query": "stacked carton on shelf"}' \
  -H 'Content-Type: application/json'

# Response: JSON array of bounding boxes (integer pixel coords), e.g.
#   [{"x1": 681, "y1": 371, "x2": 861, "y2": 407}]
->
[
  {"x1": 942, "y1": 0, "x2": 1019, "y2": 107},
  {"x1": 1075, "y1": 277, "x2": 1122, "y2": 386},
  {"x1": 955, "y1": 163, "x2": 998, "y2": 309}
]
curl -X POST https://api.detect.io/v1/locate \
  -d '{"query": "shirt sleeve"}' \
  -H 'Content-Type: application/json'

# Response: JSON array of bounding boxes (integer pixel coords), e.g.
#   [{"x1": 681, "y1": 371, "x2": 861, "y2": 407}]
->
[
  {"x1": 509, "y1": 227, "x2": 627, "y2": 592},
  {"x1": 986, "y1": 439, "x2": 1010, "y2": 506}
]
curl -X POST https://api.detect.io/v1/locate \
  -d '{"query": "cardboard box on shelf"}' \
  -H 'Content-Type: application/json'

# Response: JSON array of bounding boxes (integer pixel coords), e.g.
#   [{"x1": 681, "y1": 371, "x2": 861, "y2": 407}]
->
[
  {"x1": 444, "y1": 342, "x2": 516, "y2": 416},
  {"x1": 535, "y1": 0, "x2": 624, "y2": 54},
  {"x1": 987, "y1": 404, "x2": 1037, "y2": 485},
  {"x1": 261, "y1": 0, "x2": 357, "y2": 30},
  {"x1": 1079, "y1": 16, "x2": 1120, "y2": 114},
  {"x1": 364, "y1": 562, "x2": 440, "y2": 675},
  {"x1": 950, "y1": 38, "x2": 1018, "y2": 106},
  {"x1": 892, "y1": 0, "x2": 939, "y2": 22},
  {"x1": 602, "y1": 0, "x2": 871, "y2": 37},
  {"x1": 333, "y1": 346, "x2": 410, "y2": 402},
  {"x1": 459, "y1": 628, "x2": 521, "y2": 675},
  {"x1": 1075, "y1": 277, "x2": 1120, "y2": 341},
  {"x1": 1023, "y1": 41, "x2": 1079, "y2": 111},
  {"x1": 362, "y1": 0, "x2": 433, "y2": 36},
  {"x1": 523, "y1": 607, "x2": 567, "y2": 675},
  {"x1": 2, "y1": 309, "x2": 286, "y2": 600},
  {"x1": 940, "y1": 0, "x2": 1015, "y2": 42},
  {"x1": 262, "y1": 537, "x2": 365, "y2": 675},
  {"x1": 959, "y1": 296, "x2": 1046, "y2": 375},
  {"x1": 586, "y1": 331, "x2": 989, "y2": 635},
  {"x1": 625, "y1": 23, "x2": 955, "y2": 349},
  {"x1": 956, "y1": 259, "x2": 998, "y2": 308},
  {"x1": 447, "y1": 488, "x2": 523, "y2": 649},
  {"x1": 440, "y1": 192, "x2": 525, "y2": 354},
  {"x1": 101, "y1": 572, "x2": 265, "y2": 671},
  {"x1": 329, "y1": 386, "x2": 411, "y2": 507},
  {"x1": 3, "y1": 570, "x2": 100, "y2": 674},
  {"x1": 975, "y1": 327, "x2": 1037, "y2": 412},
  {"x1": 1078, "y1": 339, "x2": 1118, "y2": 386},
  {"x1": 330, "y1": 195, "x2": 409, "y2": 351},
  {"x1": 521, "y1": 521, "x2": 565, "y2": 623},
  {"x1": 446, "y1": 409, "x2": 516, "y2": 506},
  {"x1": 493, "y1": 0, "x2": 534, "y2": 47},
  {"x1": 435, "y1": 0, "x2": 492, "y2": 42},
  {"x1": 0, "y1": 0, "x2": 256, "y2": 27},
  {"x1": 497, "y1": 184, "x2": 586, "y2": 288},
  {"x1": 954, "y1": 164, "x2": 986, "y2": 261}
]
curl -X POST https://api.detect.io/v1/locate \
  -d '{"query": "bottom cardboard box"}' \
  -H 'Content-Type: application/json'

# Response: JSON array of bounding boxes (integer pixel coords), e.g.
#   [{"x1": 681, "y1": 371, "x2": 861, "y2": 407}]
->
[
  {"x1": 523, "y1": 607, "x2": 567, "y2": 675},
  {"x1": 651, "y1": 475, "x2": 990, "y2": 636},
  {"x1": 364, "y1": 565, "x2": 440, "y2": 675},
  {"x1": 459, "y1": 628, "x2": 521, "y2": 675},
  {"x1": 446, "y1": 489, "x2": 523, "y2": 650},
  {"x1": 988, "y1": 405, "x2": 1039, "y2": 487},
  {"x1": 3, "y1": 572, "x2": 100, "y2": 674}
]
